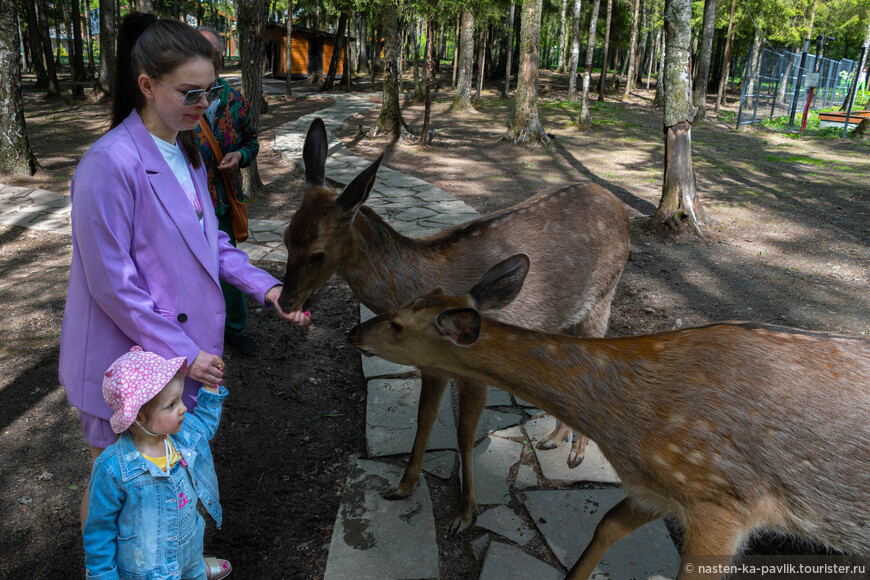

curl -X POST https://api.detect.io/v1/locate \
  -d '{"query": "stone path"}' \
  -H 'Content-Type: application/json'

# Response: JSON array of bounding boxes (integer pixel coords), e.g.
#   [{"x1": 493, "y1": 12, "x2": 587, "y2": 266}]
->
[{"x1": 0, "y1": 84, "x2": 680, "y2": 579}]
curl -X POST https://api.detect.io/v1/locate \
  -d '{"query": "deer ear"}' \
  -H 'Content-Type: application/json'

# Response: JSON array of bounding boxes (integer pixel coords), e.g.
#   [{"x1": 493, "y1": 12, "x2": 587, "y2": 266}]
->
[
  {"x1": 436, "y1": 308, "x2": 481, "y2": 346},
  {"x1": 336, "y1": 154, "x2": 383, "y2": 216},
  {"x1": 303, "y1": 118, "x2": 328, "y2": 186},
  {"x1": 469, "y1": 254, "x2": 530, "y2": 313}
]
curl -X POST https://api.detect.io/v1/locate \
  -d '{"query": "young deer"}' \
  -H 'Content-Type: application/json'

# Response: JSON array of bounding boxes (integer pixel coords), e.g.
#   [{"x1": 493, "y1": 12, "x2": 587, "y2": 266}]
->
[
  {"x1": 348, "y1": 254, "x2": 870, "y2": 579},
  {"x1": 279, "y1": 118, "x2": 630, "y2": 531}
]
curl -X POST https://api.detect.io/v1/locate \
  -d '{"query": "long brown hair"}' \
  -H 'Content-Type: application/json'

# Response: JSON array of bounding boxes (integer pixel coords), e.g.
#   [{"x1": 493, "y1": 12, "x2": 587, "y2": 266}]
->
[{"x1": 112, "y1": 13, "x2": 218, "y2": 168}]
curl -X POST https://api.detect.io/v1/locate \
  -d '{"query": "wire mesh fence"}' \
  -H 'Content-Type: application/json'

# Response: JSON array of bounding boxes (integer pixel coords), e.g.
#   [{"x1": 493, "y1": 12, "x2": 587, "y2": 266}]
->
[{"x1": 735, "y1": 46, "x2": 859, "y2": 130}]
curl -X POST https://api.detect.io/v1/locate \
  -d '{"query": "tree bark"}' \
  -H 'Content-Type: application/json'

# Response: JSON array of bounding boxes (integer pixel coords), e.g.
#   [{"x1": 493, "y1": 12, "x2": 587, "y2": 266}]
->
[
  {"x1": 450, "y1": 10, "x2": 475, "y2": 112},
  {"x1": 321, "y1": 11, "x2": 346, "y2": 91},
  {"x1": 412, "y1": 18, "x2": 424, "y2": 100},
  {"x1": 623, "y1": 0, "x2": 641, "y2": 98},
  {"x1": 71, "y1": 0, "x2": 86, "y2": 84},
  {"x1": 0, "y1": 0, "x2": 38, "y2": 175},
  {"x1": 235, "y1": 0, "x2": 268, "y2": 196},
  {"x1": 651, "y1": 0, "x2": 704, "y2": 235},
  {"x1": 421, "y1": 19, "x2": 435, "y2": 147},
  {"x1": 61, "y1": 0, "x2": 84, "y2": 98},
  {"x1": 35, "y1": 0, "x2": 62, "y2": 97},
  {"x1": 357, "y1": 12, "x2": 367, "y2": 73},
  {"x1": 284, "y1": 0, "x2": 292, "y2": 97},
  {"x1": 714, "y1": 0, "x2": 736, "y2": 114},
  {"x1": 652, "y1": 28, "x2": 666, "y2": 107},
  {"x1": 475, "y1": 28, "x2": 486, "y2": 100},
  {"x1": 579, "y1": 0, "x2": 601, "y2": 123},
  {"x1": 503, "y1": 1, "x2": 515, "y2": 97},
  {"x1": 23, "y1": 0, "x2": 48, "y2": 87},
  {"x1": 567, "y1": 0, "x2": 580, "y2": 103},
  {"x1": 556, "y1": 0, "x2": 568, "y2": 72},
  {"x1": 597, "y1": 0, "x2": 613, "y2": 100},
  {"x1": 692, "y1": 0, "x2": 716, "y2": 120},
  {"x1": 372, "y1": 1, "x2": 406, "y2": 137},
  {"x1": 84, "y1": 0, "x2": 95, "y2": 79},
  {"x1": 95, "y1": 0, "x2": 115, "y2": 99},
  {"x1": 504, "y1": 0, "x2": 549, "y2": 145}
]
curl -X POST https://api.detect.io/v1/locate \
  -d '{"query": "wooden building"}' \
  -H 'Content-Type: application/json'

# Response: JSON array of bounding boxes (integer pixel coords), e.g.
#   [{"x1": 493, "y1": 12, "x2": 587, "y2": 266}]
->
[{"x1": 265, "y1": 23, "x2": 349, "y2": 79}]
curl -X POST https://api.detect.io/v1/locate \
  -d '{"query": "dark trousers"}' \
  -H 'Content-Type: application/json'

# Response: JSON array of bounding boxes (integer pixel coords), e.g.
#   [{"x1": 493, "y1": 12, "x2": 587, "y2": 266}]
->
[{"x1": 217, "y1": 212, "x2": 247, "y2": 336}]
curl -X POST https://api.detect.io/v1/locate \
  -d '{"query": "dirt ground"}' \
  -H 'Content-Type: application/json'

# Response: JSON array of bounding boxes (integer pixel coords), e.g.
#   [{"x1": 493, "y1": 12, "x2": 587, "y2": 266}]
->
[{"x1": 1, "y1": 65, "x2": 868, "y2": 580}]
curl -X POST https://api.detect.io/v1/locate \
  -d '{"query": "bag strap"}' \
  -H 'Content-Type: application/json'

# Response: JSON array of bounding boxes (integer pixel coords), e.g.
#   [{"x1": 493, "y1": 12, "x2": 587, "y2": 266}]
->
[{"x1": 197, "y1": 117, "x2": 233, "y2": 207}]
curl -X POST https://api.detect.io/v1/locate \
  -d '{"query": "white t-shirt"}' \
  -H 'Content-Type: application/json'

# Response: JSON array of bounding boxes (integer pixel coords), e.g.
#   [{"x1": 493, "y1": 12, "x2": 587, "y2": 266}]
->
[{"x1": 151, "y1": 134, "x2": 204, "y2": 230}]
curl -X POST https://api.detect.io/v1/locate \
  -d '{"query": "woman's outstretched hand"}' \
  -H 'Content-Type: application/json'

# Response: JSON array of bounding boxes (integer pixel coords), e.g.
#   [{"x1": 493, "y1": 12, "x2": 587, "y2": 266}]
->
[
  {"x1": 189, "y1": 350, "x2": 224, "y2": 387},
  {"x1": 266, "y1": 285, "x2": 312, "y2": 327}
]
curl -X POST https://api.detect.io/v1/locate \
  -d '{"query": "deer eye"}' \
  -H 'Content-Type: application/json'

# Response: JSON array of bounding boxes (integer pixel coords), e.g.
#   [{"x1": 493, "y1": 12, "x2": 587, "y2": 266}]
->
[
  {"x1": 389, "y1": 321, "x2": 403, "y2": 333},
  {"x1": 309, "y1": 252, "x2": 325, "y2": 266}
]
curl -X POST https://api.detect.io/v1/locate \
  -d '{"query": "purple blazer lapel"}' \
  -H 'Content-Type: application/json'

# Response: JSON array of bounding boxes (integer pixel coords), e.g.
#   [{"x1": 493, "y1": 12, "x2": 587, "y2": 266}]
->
[{"x1": 123, "y1": 111, "x2": 216, "y2": 278}]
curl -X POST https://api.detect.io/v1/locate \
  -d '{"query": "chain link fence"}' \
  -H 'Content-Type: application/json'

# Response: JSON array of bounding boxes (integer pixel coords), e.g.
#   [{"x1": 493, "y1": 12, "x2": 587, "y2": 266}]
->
[{"x1": 736, "y1": 46, "x2": 859, "y2": 129}]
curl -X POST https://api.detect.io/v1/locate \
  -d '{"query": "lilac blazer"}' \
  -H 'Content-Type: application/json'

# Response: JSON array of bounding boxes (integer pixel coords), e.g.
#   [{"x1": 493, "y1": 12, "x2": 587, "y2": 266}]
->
[{"x1": 60, "y1": 109, "x2": 279, "y2": 419}]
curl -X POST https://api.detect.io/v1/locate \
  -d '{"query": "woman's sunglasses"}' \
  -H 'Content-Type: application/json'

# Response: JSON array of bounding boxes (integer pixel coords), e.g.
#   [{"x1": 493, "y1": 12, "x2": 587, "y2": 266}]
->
[{"x1": 150, "y1": 76, "x2": 222, "y2": 106}]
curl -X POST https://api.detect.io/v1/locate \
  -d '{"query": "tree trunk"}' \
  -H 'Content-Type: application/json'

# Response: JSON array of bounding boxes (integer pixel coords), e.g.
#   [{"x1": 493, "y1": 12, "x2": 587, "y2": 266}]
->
[
  {"x1": 321, "y1": 12, "x2": 346, "y2": 91},
  {"x1": 450, "y1": 10, "x2": 475, "y2": 112},
  {"x1": 421, "y1": 19, "x2": 435, "y2": 147},
  {"x1": 61, "y1": 0, "x2": 84, "y2": 98},
  {"x1": 634, "y1": 0, "x2": 650, "y2": 85},
  {"x1": 475, "y1": 28, "x2": 486, "y2": 100},
  {"x1": 652, "y1": 29, "x2": 666, "y2": 107},
  {"x1": 743, "y1": 29, "x2": 761, "y2": 104},
  {"x1": 357, "y1": 12, "x2": 367, "y2": 73},
  {"x1": 556, "y1": 0, "x2": 568, "y2": 72},
  {"x1": 504, "y1": 0, "x2": 549, "y2": 145},
  {"x1": 566, "y1": 0, "x2": 581, "y2": 103},
  {"x1": 623, "y1": 0, "x2": 641, "y2": 98},
  {"x1": 503, "y1": 1, "x2": 515, "y2": 97},
  {"x1": 285, "y1": 0, "x2": 292, "y2": 97},
  {"x1": 235, "y1": 0, "x2": 268, "y2": 196},
  {"x1": 0, "y1": 0, "x2": 38, "y2": 175},
  {"x1": 597, "y1": 0, "x2": 613, "y2": 100},
  {"x1": 412, "y1": 18, "x2": 424, "y2": 101},
  {"x1": 23, "y1": 0, "x2": 48, "y2": 88},
  {"x1": 95, "y1": 0, "x2": 115, "y2": 99},
  {"x1": 35, "y1": 0, "x2": 62, "y2": 96},
  {"x1": 451, "y1": 14, "x2": 459, "y2": 90},
  {"x1": 371, "y1": 1, "x2": 406, "y2": 137},
  {"x1": 692, "y1": 0, "x2": 716, "y2": 120},
  {"x1": 651, "y1": 0, "x2": 704, "y2": 235},
  {"x1": 84, "y1": 0, "x2": 95, "y2": 79},
  {"x1": 714, "y1": 0, "x2": 736, "y2": 114},
  {"x1": 579, "y1": 0, "x2": 601, "y2": 123},
  {"x1": 71, "y1": 0, "x2": 86, "y2": 84}
]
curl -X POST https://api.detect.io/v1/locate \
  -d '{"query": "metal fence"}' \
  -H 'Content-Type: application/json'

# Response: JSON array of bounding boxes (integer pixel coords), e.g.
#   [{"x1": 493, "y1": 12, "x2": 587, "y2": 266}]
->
[{"x1": 736, "y1": 46, "x2": 858, "y2": 128}]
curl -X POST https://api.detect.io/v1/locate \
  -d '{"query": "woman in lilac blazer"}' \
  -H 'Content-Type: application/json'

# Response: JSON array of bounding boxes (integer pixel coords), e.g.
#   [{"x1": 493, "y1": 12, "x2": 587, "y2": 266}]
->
[{"x1": 59, "y1": 15, "x2": 308, "y2": 530}]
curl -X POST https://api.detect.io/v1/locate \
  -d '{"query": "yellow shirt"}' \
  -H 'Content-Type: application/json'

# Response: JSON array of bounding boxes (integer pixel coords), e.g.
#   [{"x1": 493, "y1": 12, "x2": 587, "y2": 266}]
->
[{"x1": 141, "y1": 438, "x2": 181, "y2": 472}]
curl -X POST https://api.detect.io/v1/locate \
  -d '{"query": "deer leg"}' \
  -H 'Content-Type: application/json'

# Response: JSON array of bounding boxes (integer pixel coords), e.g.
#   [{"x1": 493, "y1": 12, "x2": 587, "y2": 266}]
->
[
  {"x1": 385, "y1": 371, "x2": 450, "y2": 500},
  {"x1": 536, "y1": 420, "x2": 572, "y2": 450},
  {"x1": 676, "y1": 505, "x2": 746, "y2": 579},
  {"x1": 452, "y1": 377, "x2": 488, "y2": 533},
  {"x1": 567, "y1": 432, "x2": 589, "y2": 468},
  {"x1": 567, "y1": 498, "x2": 658, "y2": 580}
]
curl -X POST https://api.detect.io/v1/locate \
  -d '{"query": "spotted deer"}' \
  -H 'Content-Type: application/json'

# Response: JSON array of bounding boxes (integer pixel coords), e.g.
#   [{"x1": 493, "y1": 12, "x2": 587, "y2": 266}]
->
[
  {"x1": 347, "y1": 254, "x2": 870, "y2": 578},
  {"x1": 279, "y1": 118, "x2": 630, "y2": 531}
]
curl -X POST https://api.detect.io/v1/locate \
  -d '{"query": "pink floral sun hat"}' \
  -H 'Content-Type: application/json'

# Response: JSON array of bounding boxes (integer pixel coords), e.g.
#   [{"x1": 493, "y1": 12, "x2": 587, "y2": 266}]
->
[{"x1": 102, "y1": 346, "x2": 188, "y2": 434}]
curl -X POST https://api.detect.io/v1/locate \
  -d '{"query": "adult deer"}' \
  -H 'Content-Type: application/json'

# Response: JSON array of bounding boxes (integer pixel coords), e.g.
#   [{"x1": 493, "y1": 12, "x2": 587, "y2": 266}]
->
[
  {"x1": 348, "y1": 255, "x2": 870, "y2": 579},
  {"x1": 279, "y1": 118, "x2": 630, "y2": 531}
]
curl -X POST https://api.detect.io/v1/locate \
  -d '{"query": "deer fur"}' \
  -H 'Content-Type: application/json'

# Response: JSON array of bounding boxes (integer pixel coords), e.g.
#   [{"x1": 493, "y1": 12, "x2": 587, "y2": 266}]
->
[
  {"x1": 347, "y1": 254, "x2": 870, "y2": 579},
  {"x1": 280, "y1": 118, "x2": 630, "y2": 530}
]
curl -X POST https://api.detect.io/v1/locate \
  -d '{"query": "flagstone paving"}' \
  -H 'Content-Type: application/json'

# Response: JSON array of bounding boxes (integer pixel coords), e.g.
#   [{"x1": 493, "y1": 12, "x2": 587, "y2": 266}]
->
[{"x1": 0, "y1": 86, "x2": 680, "y2": 579}]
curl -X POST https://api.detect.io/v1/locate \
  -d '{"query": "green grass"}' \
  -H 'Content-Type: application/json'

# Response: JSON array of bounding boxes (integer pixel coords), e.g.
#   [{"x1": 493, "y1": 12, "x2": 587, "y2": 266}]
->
[{"x1": 764, "y1": 154, "x2": 828, "y2": 166}]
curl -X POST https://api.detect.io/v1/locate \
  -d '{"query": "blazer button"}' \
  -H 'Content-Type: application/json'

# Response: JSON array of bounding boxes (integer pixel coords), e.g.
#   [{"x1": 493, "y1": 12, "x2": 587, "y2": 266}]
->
[
  {"x1": 177, "y1": 313, "x2": 188, "y2": 323},
  {"x1": 208, "y1": 500, "x2": 212, "y2": 506}
]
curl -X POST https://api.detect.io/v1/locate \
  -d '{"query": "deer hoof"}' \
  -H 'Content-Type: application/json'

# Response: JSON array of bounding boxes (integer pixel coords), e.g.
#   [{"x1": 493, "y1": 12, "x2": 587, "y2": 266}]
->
[
  {"x1": 536, "y1": 438, "x2": 560, "y2": 451},
  {"x1": 450, "y1": 515, "x2": 474, "y2": 534},
  {"x1": 566, "y1": 452, "x2": 585, "y2": 469},
  {"x1": 383, "y1": 488, "x2": 412, "y2": 501}
]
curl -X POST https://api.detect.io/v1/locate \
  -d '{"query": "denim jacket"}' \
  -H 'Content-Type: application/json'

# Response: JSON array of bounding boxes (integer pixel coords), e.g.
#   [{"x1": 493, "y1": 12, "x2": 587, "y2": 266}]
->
[{"x1": 83, "y1": 386, "x2": 227, "y2": 580}]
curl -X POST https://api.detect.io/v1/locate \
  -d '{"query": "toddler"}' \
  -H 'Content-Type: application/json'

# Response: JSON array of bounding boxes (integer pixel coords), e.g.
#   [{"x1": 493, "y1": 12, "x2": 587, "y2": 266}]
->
[{"x1": 83, "y1": 346, "x2": 232, "y2": 580}]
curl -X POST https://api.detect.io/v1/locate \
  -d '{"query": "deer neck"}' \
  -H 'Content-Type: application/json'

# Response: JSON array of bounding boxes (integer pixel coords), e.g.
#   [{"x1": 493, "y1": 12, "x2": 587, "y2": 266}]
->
[
  {"x1": 445, "y1": 320, "x2": 643, "y2": 449},
  {"x1": 338, "y1": 207, "x2": 444, "y2": 314}
]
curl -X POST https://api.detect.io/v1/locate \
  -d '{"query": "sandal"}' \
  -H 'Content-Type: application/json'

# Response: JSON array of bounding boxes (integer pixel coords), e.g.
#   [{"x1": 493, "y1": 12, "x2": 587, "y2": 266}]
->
[{"x1": 204, "y1": 556, "x2": 232, "y2": 580}]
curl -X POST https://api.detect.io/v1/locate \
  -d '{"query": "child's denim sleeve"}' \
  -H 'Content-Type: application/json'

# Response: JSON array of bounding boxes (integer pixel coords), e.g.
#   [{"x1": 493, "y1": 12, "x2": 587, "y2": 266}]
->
[
  {"x1": 83, "y1": 459, "x2": 123, "y2": 580},
  {"x1": 185, "y1": 385, "x2": 228, "y2": 440}
]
